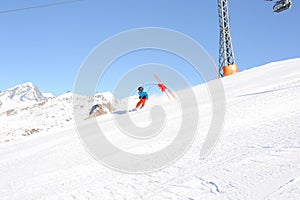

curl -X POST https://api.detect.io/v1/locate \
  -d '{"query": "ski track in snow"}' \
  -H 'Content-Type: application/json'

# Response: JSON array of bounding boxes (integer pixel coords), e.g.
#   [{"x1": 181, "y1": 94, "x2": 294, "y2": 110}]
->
[{"x1": 0, "y1": 58, "x2": 300, "y2": 199}]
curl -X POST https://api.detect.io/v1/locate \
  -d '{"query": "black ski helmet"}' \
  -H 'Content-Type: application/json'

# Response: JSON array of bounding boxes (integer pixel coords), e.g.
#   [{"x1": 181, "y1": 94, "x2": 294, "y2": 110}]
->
[{"x1": 138, "y1": 86, "x2": 144, "y2": 91}]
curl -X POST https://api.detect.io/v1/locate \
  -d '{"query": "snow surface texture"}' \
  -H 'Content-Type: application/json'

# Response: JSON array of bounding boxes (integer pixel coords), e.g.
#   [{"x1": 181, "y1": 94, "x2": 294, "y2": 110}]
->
[{"x1": 0, "y1": 58, "x2": 300, "y2": 199}]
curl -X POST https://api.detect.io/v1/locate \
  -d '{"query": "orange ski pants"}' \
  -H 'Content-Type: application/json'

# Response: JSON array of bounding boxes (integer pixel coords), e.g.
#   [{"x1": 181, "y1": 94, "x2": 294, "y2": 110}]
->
[{"x1": 136, "y1": 98, "x2": 148, "y2": 108}]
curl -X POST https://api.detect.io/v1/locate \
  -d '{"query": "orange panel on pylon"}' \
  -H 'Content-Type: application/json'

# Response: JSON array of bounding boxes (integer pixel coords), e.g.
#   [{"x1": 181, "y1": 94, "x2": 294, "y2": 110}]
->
[{"x1": 222, "y1": 64, "x2": 238, "y2": 76}]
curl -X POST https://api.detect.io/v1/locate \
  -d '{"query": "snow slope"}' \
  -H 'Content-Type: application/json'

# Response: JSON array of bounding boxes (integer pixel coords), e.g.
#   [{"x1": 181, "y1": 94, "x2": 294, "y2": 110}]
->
[{"x1": 0, "y1": 58, "x2": 299, "y2": 199}]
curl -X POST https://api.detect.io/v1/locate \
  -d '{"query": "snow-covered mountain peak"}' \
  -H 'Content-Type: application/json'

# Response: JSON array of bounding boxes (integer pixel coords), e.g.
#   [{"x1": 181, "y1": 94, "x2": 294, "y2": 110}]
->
[
  {"x1": 0, "y1": 87, "x2": 120, "y2": 142},
  {"x1": 1, "y1": 81, "x2": 45, "y2": 100},
  {"x1": 56, "y1": 91, "x2": 73, "y2": 101},
  {"x1": 42, "y1": 93, "x2": 56, "y2": 99},
  {"x1": 0, "y1": 82, "x2": 46, "y2": 112}
]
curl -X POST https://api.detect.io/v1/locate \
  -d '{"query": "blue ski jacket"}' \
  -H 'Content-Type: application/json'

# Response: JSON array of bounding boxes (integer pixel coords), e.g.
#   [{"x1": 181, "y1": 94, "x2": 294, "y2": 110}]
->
[{"x1": 138, "y1": 91, "x2": 148, "y2": 99}]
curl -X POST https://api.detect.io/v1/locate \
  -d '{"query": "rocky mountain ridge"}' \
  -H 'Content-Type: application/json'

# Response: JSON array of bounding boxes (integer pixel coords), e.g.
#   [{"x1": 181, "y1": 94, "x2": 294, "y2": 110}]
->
[{"x1": 0, "y1": 82, "x2": 118, "y2": 143}]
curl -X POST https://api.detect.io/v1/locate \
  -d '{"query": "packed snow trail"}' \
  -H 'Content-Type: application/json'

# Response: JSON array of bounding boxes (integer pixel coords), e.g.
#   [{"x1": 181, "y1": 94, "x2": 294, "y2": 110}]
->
[{"x1": 0, "y1": 58, "x2": 300, "y2": 199}]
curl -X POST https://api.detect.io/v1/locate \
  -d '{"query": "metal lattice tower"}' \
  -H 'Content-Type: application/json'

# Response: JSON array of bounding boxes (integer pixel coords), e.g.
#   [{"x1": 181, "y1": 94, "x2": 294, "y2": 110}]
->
[{"x1": 218, "y1": 0, "x2": 237, "y2": 77}]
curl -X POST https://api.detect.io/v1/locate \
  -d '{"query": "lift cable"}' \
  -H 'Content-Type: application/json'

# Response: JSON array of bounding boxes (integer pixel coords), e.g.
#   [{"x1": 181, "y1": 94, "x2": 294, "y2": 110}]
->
[{"x1": 0, "y1": 0, "x2": 84, "y2": 14}]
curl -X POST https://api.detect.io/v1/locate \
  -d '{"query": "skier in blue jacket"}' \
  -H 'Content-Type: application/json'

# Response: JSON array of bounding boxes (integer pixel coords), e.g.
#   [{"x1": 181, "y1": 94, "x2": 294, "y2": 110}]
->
[{"x1": 132, "y1": 86, "x2": 148, "y2": 111}]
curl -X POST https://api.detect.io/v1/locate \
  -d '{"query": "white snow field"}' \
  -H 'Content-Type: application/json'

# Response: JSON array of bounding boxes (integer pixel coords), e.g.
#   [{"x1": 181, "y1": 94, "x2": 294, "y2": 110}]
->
[{"x1": 0, "y1": 58, "x2": 300, "y2": 199}]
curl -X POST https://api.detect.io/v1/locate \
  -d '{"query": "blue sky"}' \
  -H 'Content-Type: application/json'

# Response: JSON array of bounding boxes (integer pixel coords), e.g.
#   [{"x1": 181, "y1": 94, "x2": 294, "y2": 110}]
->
[{"x1": 0, "y1": 0, "x2": 299, "y2": 96}]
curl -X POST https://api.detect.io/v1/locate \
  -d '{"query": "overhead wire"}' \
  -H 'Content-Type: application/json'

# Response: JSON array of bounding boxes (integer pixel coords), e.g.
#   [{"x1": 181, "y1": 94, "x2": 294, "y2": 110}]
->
[{"x1": 0, "y1": 0, "x2": 84, "y2": 14}]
